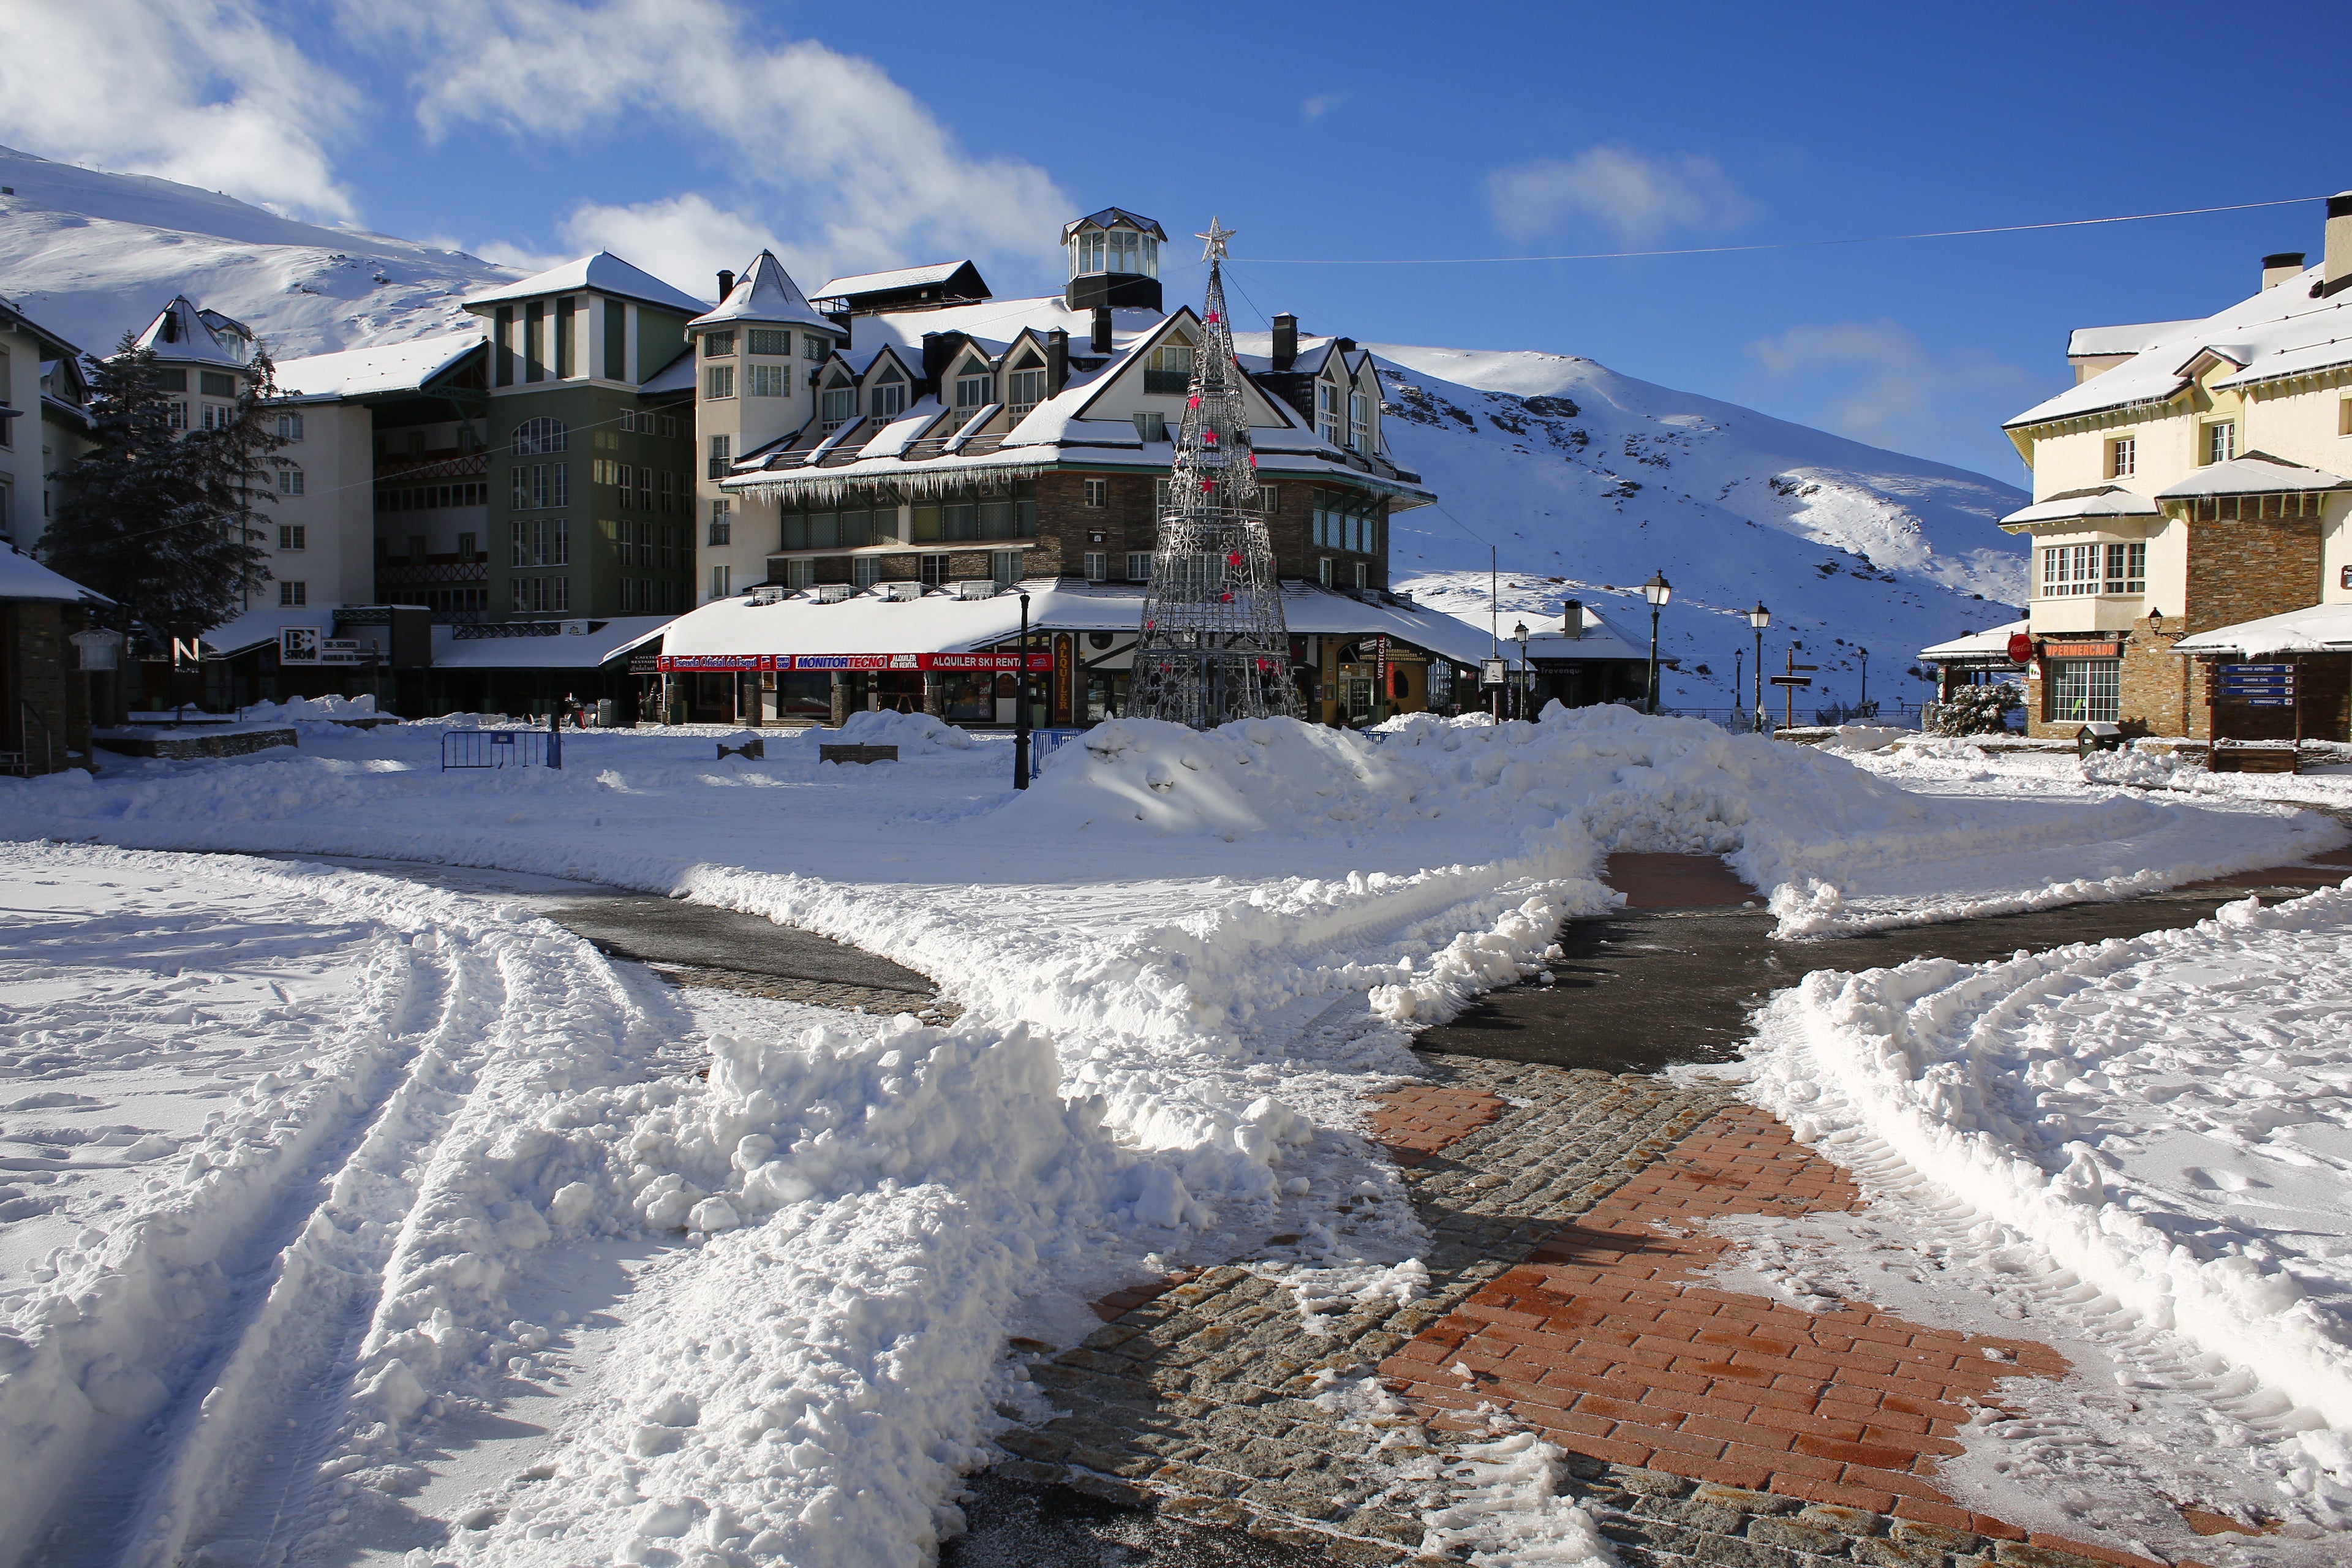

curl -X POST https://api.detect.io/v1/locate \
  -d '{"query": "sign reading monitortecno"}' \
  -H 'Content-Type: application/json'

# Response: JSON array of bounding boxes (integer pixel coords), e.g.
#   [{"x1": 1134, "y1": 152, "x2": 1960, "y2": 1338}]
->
[
  {"x1": 2217, "y1": 663, "x2": 2297, "y2": 707},
  {"x1": 654, "y1": 652, "x2": 1055, "y2": 674}
]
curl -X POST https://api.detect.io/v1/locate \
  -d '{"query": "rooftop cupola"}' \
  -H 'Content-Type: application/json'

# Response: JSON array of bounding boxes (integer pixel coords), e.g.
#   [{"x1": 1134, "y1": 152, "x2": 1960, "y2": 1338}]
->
[{"x1": 1063, "y1": 206, "x2": 1167, "y2": 314}]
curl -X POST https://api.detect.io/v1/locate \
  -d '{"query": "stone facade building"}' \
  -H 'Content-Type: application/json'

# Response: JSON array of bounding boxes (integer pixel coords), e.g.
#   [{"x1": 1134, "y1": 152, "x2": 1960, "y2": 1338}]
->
[{"x1": 1991, "y1": 200, "x2": 2352, "y2": 741}]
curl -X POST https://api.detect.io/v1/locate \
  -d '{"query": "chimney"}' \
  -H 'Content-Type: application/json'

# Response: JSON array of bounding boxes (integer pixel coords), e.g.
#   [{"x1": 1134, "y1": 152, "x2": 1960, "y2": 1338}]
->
[
  {"x1": 1046, "y1": 328, "x2": 1069, "y2": 396},
  {"x1": 717, "y1": 269, "x2": 736, "y2": 301},
  {"x1": 1272, "y1": 312, "x2": 1297, "y2": 371},
  {"x1": 2322, "y1": 193, "x2": 2352, "y2": 297},
  {"x1": 1334, "y1": 336, "x2": 1357, "y2": 356},
  {"x1": 2263, "y1": 252, "x2": 2306, "y2": 290},
  {"x1": 921, "y1": 331, "x2": 956, "y2": 396},
  {"x1": 1562, "y1": 598, "x2": 1583, "y2": 639},
  {"x1": 1090, "y1": 306, "x2": 1112, "y2": 355}
]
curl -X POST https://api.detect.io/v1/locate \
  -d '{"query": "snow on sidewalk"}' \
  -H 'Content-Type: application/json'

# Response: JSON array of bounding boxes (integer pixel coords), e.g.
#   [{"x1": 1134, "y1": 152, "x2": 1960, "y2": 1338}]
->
[
  {"x1": 1747, "y1": 880, "x2": 2352, "y2": 1539},
  {"x1": 2, "y1": 706, "x2": 2346, "y2": 1565}
]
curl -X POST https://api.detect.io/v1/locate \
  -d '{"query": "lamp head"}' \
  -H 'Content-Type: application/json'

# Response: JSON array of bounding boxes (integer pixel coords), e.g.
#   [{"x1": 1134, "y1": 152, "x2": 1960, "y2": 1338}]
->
[
  {"x1": 1642, "y1": 571, "x2": 1672, "y2": 607},
  {"x1": 1747, "y1": 603, "x2": 1770, "y2": 630},
  {"x1": 1513, "y1": 620, "x2": 1528, "y2": 642}
]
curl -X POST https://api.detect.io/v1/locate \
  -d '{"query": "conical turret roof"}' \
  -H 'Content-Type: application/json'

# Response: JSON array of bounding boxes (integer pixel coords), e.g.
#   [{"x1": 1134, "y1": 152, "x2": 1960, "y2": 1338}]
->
[{"x1": 690, "y1": 250, "x2": 831, "y2": 334}]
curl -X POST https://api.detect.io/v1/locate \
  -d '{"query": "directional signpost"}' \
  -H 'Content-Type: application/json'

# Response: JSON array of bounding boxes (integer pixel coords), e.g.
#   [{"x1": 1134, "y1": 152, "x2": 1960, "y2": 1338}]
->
[
  {"x1": 1768, "y1": 649, "x2": 1817, "y2": 734},
  {"x1": 2217, "y1": 663, "x2": 2296, "y2": 707}
]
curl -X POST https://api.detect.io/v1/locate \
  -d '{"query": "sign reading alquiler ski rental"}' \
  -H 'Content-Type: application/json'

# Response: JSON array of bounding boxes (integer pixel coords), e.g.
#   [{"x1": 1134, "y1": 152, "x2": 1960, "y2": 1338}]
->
[{"x1": 653, "y1": 652, "x2": 1056, "y2": 673}]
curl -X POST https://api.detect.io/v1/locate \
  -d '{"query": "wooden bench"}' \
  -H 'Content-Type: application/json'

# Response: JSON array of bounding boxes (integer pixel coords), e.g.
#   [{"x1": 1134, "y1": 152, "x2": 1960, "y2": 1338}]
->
[
  {"x1": 818, "y1": 744, "x2": 899, "y2": 765},
  {"x1": 717, "y1": 736, "x2": 765, "y2": 761}
]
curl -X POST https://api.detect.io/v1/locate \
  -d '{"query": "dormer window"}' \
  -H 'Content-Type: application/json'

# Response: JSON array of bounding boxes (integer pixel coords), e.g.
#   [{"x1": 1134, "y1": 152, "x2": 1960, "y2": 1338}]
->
[
  {"x1": 820, "y1": 373, "x2": 854, "y2": 432},
  {"x1": 1349, "y1": 390, "x2": 1370, "y2": 453},
  {"x1": 1008, "y1": 350, "x2": 1047, "y2": 418},
  {"x1": 1145, "y1": 339, "x2": 1193, "y2": 394},
  {"x1": 1317, "y1": 380, "x2": 1341, "y2": 445},
  {"x1": 954, "y1": 361, "x2": 993, "y2": 411},
  {"x1": 872, "y1": 363, "x2": 906, "y2": 420}
]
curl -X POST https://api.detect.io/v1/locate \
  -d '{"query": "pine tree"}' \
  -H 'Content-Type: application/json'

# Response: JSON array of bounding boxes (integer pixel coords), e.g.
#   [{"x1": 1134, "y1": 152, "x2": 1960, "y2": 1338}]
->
[
  {"x1": 41, "y1": 335, "x2": 277, "y2": 636},
  {"x1": 1129, "y1": 219, "x2": 1299, "y2": 728}
]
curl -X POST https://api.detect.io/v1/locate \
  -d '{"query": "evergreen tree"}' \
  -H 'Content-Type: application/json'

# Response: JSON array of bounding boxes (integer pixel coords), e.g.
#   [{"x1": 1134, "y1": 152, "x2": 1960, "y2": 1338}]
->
[{"x1": 41, "y1": 335, "x2": 277, "y2": 635}]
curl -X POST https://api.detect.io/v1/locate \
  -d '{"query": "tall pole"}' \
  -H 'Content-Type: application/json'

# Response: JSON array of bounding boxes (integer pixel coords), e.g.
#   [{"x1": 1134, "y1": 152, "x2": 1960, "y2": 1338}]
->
[
  {"x1": 1014, "y1": 591, "x2": 1032, "y2": 790},
  {"x1": 1645, "y1": 603, "x2": 1661, "y2": 714},
  {"x1": 1858, "y1": 647, "x2": 1869, "y2": 715},
  {"x1": 1733, "y1": 648, "x2": 1742, "y2": 729},
  {"x1": 1752, "y1": 625, "x2": 1765, "y2": 732}
]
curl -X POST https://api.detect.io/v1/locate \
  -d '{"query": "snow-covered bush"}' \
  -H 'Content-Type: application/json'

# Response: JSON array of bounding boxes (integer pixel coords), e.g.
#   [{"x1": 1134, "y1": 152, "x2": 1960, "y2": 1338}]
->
[{"x1": 1930, "y1": 681, "x2": 2020, "y2": 736}]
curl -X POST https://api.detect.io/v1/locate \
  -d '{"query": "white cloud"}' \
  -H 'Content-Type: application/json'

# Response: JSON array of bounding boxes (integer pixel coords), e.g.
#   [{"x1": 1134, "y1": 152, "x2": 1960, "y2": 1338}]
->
[
  {"x1": 554, "y1": 195, "x2": 801, "y2": 298},
  {"x1": 1302, "y1": 92, "x2": 1350, "y2": 122},
  {"x1": 358, "y1": 0, "x2": 1068, "y2": 287},
  {"x1": 1485, "y1": 146, "x2": 1752, "y2": 246},
  {"x1": 0, "y1": 0, "x2": 356, "y2": 221},
  {"x1": 1747, "y1": 319, "x2": 2034, "y2": 466}
]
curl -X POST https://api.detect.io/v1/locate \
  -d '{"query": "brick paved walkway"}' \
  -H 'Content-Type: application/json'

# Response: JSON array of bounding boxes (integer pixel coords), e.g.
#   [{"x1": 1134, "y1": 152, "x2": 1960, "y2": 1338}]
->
[
  {"x1": 995, "y1": 1066, "x2": 2198, "y2": 1567},
  {"x1": 1380, "y1": 1106, "x2": 2085, "y2": 1547}
]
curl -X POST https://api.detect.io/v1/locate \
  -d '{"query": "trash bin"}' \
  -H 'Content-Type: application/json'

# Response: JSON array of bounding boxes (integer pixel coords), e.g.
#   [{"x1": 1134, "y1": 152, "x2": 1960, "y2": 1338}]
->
[
  {"x1": 2075, "y1": 722, "x2": 2125, "y2": 759},
  {"x1": 595, "y1": 698, "x2": 616, "y2": 728}
]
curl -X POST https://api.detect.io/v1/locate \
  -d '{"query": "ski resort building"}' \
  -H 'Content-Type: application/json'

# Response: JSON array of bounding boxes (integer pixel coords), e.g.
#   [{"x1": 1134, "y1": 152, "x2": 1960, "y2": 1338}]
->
[
  {"x1": 1995, "y1": 206, "x2": 2352, "y2": 742},
  {"x1": 0, "y1": 296, "x2": 91, "y2": 554},
  {"x1": 652, "y1": 205, "x2": 1487, "y2": 727},
  {"x1": 458, "y1": 254, "x2": 706, "y2": 624}
]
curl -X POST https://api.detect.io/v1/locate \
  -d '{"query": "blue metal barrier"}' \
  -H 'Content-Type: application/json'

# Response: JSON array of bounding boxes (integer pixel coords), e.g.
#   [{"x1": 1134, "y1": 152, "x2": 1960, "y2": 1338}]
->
[{"x1": 1029, "y1": 728, "x2": 1085, "y2": 774}]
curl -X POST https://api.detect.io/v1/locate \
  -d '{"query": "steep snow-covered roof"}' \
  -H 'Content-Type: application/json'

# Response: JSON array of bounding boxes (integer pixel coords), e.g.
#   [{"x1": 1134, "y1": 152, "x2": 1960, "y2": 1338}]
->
[
  {"x1": 271, "y1": 333, "x2": 481, "y2": 402},
  {"x1": 462, "y1": 254, "x2": 706, "y2": 315},
  {"x1": 1997, "y1": 485, "x2": 2162, "y2": 530},
  {"x1": 134, "y1": 295, "x2": 254, "y2": 368},
  {"x1": 2152, "y1": 452, "x2": 2351, "y2": 498},
  {"x1": 2172, "y1": 603, "x2": 2352, "y2": 657},
  {"x1": 2065, "y1": 322, "x2": 2199, "y2": 359},
  {"x1": 2008, "y1": 264, "x2": 2352, "y2": 428},
  {"x1": 1917, "y1": 619, "x2": 2027, "y2": 662},
  {"x1": 0, "y1": 544, "x2": 104, "y2": 603},
  {"x1": 812, "y1": 262, "x2": 976, "y2": 300},
  {"x1": 689, "y1": 251, "x2": 831, "y2": 334},
  {"x1": 640, "y1": 348, "x2": 695, "y2": 396}
]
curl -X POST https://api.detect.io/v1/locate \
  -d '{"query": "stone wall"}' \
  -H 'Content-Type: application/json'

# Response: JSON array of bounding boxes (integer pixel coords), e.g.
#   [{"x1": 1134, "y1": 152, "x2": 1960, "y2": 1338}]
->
[{"x1": 2182, "y1": 515, "x2": 2322, "y2": 633}]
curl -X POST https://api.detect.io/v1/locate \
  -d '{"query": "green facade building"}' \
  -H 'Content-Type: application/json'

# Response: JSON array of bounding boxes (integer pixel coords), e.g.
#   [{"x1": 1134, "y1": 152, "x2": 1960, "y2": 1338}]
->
[{"x1": 462, "y1": 254, "x2": 706, "y2": 621}]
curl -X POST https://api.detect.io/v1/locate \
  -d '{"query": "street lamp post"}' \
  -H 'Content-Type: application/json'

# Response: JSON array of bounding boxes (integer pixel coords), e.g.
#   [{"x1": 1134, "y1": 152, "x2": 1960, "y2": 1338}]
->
[
  {"x1": 1512, "y1": 620, "x2": 1529, "y2": 720},
  {"x1": 1640, "y1": 572, "x2": 1672, "y2": 714},
  {"x1": 1013, "y1": 591, "x2": 1032, "y2": 790},
  {"x1": 1858, "y1": 646, "x2": 1869, "y2": 717},
  {"x1": 1746, "y1": 603, "x2": 1770, "y2": 733}
]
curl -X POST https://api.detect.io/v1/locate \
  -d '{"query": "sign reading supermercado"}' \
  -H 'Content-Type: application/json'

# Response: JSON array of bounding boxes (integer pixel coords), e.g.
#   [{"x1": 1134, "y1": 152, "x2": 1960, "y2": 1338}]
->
[{"x1": 654, "y1": 652, "x2": 1056, "y2": 673}]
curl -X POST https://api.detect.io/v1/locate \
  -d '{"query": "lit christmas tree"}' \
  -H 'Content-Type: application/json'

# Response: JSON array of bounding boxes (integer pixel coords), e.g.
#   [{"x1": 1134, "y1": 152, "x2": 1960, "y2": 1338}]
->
[{"x1": 1129, "y1": 219, "x2": 1300, "y2": 728}]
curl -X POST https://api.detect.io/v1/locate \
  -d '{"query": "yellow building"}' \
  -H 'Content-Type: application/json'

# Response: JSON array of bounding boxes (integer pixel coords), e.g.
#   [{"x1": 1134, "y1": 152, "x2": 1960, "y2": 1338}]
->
[{"x1": 1993, "y1": 198, "x2": 2352, "y2": 741}]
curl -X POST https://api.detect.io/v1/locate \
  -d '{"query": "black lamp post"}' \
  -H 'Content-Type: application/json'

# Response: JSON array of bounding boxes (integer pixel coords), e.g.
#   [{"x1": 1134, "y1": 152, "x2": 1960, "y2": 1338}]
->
[
  {"x1": 1513, "y1": 620, "x2": 1529, "y2": 720},
  {"x1": 1746, "y1": 603, "x2": 1770, "y2": 733},
  {"x1": 1012, "y1": 590, "x2": 1032, "y2": 790},
  {"x1": 1641, "y1": 572, "x2": 1672, "y2": 714},
  {"x1": 1858, "y1": 646, "x2": 1869, "y2": 716}
]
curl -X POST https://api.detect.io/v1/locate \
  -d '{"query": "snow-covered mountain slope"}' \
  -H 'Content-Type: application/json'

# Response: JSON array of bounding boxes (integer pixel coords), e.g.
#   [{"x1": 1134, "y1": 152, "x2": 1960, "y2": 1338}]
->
[
  {"x1": 1357, "y1": 344, "x2": 2029, "y2": 714},
  {"x1": 0, "y1": 145, "x2": 2026, "y2": 711},
  {"x1": 0, "y1": 145, "x2": 516, "y2": 359}
]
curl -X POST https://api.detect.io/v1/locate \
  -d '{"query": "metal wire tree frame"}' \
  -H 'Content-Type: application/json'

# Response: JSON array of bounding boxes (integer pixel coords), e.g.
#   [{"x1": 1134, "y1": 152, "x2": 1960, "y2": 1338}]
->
[{"x1": 1129, "y1": 225, "x2": 1300, "y2": 728}]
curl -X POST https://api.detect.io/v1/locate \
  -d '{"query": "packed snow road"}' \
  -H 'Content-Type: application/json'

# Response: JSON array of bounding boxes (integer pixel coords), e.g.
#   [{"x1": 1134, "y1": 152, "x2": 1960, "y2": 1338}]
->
[{"x1": 0, "y1": 706, "x2": 2346, "y2": 1566}]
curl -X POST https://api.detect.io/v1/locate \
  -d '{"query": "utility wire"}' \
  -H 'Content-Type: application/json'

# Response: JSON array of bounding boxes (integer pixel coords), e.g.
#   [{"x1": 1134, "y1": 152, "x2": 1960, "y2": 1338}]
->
[{"x1": 1245, "y1": 195, "x2": 2323, "y2": 266}]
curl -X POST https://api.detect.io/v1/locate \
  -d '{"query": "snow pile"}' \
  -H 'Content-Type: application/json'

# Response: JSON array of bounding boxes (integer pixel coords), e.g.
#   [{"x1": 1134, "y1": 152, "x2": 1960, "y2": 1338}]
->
[
  {"x1": 435, "y1": 1015, "x2": 1137, "y2": 1566},
  {"x1": 2085, "y1": 744, "x2": 2352, "y2": 811},
  {"x1": 236, "y1": 692, "x2": 388, "y2": 724},
  {"x1": 820, "y1": 708, "x2": 976, "y2": 755},
  {"x1": 1747, "y1": 881, "x2": 2352, "y2": 1527}
]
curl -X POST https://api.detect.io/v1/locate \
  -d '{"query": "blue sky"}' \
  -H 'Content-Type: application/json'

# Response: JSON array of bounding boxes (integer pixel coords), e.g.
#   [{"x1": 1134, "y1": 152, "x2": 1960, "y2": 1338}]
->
[{"x1": 10, "y1": 1, "x2": 2351, "y2": 483}]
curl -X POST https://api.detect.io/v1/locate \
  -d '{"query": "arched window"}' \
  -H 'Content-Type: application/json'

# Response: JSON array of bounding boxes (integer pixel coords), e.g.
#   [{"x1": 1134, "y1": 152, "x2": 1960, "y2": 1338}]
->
[{"x1": 513, "y1": 417, "x2": 568, "y2": 456}]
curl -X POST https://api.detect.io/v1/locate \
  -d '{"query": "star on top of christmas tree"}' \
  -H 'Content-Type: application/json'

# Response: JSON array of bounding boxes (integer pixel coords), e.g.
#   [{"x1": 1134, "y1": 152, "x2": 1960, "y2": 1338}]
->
[{"x1": 1196, "y1": 217, "x2": 1236, "y2": 262}]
